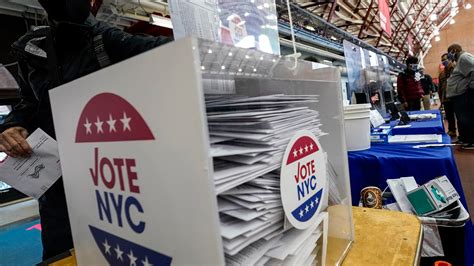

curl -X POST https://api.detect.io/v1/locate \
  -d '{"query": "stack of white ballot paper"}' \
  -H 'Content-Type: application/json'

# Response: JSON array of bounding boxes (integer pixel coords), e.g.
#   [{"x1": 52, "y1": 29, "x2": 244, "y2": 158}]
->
[{"x1": 206, "y1": 94, "x2": 325, "y2": 265}]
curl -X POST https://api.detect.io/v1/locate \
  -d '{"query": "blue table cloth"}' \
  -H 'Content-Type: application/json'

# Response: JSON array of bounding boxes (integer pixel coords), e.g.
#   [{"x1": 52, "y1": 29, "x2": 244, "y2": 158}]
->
[
  {"x1": 348, "y1": 134, "x2": 474, "y2": 265},
  {"x1": 381, "y1": 110, "x2": 445, "y2": 135}
]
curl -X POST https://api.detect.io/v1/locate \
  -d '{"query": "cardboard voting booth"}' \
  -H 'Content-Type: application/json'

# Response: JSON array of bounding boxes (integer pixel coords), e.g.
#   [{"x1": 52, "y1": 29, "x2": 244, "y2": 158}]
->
[{"x1": 50, "y1": 38, "x2": 354, "y2": 265}]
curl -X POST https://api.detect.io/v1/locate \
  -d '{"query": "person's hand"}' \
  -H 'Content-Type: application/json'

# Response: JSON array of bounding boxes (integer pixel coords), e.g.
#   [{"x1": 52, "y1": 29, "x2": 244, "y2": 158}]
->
[
  {"x1": 0, "y1": 127, "x2": 31, "y2": 158},
  {"x1": 403, "y1": 102, "x2": 408, "y2": 108}
]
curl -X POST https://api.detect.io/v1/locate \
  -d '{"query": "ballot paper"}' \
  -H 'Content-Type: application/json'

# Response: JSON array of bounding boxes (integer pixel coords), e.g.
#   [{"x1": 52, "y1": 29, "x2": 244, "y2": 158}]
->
[
  {"x1": 0, "y1": 128, "x2": 61, "y2": 199},
  {"x1": 206, "y1": 94, "x2": 326, "y2": 263}
]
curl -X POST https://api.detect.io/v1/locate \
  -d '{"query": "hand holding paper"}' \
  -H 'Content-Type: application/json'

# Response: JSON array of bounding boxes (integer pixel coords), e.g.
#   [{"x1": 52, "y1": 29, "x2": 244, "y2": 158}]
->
[{"x1": 0, "y1": 128, "x2": 62, "y2": 199}]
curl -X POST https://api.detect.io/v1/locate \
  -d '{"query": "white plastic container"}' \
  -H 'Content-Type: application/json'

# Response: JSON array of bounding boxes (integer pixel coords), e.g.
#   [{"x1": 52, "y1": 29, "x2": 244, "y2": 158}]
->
[{"x1": 344, "y1": 114, "x2": 371, "y2": 151}]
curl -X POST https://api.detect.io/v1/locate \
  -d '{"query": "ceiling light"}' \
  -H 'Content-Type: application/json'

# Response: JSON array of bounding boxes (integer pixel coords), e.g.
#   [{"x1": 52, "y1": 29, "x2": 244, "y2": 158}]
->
[
  {"x1": 150, "y1": 14, "x2": 173, "y2": 29},
  {"x1": 430, "y1": 14, "x2": 437, "y2": 21},
  {"x1": 244, "y1": 12, "x2": 250, "y2": 17},
  {"x1": 450, "y1": 19, "x2": 456, "y2": 24},
  {"x1": 435, "y1": 36, "x2": 441, "y2": 42},
  {"x1": 253, "y1": 68, "x2": 257, "y2": 72},
  {"x1": 451, "y1": 0, "x2": 458, "y2": 7},
  {"x1": 466, "y1": 3, "x2": 472, "y2": 9},
  {"x1": 221, "y1": 65, "x2": 226, "y2": 70},
  {"x1": 208, "y1": 49, "x2": 213, "y2": 54},
  {"x1": 238, "y1": 68, "x2": 242, "y2": 72},
  {"x1": 201, "y1": 66, "x2": 205, "y2": 70},
  {"x1": 228, "y1": 52, "x2": 233, "y2": 56}
]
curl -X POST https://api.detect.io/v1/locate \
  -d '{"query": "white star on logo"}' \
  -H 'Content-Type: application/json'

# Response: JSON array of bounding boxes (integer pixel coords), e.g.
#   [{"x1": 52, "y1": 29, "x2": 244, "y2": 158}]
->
[
  {"x1": 299, "y1": 147, "x2": 304, "y2": 155},
  {"x1": 84, "y1": 118, "x2": 92, "y2": 135},
  {"x1": 304, "y1": 145, "x2": 309, "y2": 152},
  {"x1": 127, "y1": 249, "x2": 137, "y2": 266},
  {"x1": 305, "y1": 205, "x2": 310, "y2": 213},
  {"x1": 299, "y1": 209, "x2": 304, "y2": 218},
  {"x1": 120, "y1": 112, "x2": 131, "y2": 132},
  {"x1": 95, "y1": 117, "x2": 104, "y2": 134},
  {"x1": 315, "y1": 198, "x2": 319, "y2": 205},
  {"x1": 107, "y1": 114, "x2": 117, "y2": 133},
  {"x1": 309, "y1": 143, "x2": 314, "y2": 150},
  {"x1": 310, "y1": 201, "x2": 314, "y2": 208},
  {"x1": 114, "y1": 244, "x2": 124, "y2": 261},
  {"x1": 293, "y1": 149, "x2": 298, "y2": 158},
  {"x1": 142, "y1": 256, "x2": 153, "y2": 266},
  {"x1": 102, "y1": 239, "x2": 111, "y2": 255}
]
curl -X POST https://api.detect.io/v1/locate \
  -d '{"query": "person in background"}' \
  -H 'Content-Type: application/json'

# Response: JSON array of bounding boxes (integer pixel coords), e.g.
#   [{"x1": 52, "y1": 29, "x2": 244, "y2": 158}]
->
[
  {"x1": 446, "y1": 44, "x2": 474, "y2": 149},
  {"x1": 438, "y1": 53, "x2": 457, "y2": 137},
  {"x1": 0, "y1": 0, "x2": 171, "y2": 260},
  {"x1": 419, "y1": 67, "x2": 435, "y2": 110},
  {"x1": 397, "y1": 56, "x2": 424, "y2": 111}
]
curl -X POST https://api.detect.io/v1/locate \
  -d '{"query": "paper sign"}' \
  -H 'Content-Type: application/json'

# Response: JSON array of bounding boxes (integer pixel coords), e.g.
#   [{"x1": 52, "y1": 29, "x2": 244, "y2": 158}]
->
[
  {"x1": 49, "y1": 39, "x2": 224, "y2": 265},
  {"x1": 280, "y1": 130, "x2": 327, "y2": 229},
  {"x1": 0, "y1": 128, "x2": 61, "y2": 199}
]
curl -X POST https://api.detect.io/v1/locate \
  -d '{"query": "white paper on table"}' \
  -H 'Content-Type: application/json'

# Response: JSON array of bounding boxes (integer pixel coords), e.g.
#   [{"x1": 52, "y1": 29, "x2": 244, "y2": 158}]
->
[
  {"x1": 393, "y1": 124, "x2": 412, "y2": 128},
  {"x1": 387, "y1": 179, "x2": 414, "y2": 213},
  {"x1": 370, "y1": 109, "x2": 386, "y2": 128},
  {"x1": 0, "y1": 128, "x2": 61, "y2": 199},
  {"x1": 388, "y1": 134, "x2": 442, "y2": 143},
  {"x1": 400, "y1": 176, "x2": 418, "y2": 192}
]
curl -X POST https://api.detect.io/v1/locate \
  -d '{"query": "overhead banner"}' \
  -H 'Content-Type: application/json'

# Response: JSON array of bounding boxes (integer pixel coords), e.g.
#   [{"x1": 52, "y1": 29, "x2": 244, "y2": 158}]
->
[
  {"x1": 378, "y1": 0, "x2": 391, "y2": 37},
  {"x1": 169, "y1": 0, "x2": 280, "y2": 55}
]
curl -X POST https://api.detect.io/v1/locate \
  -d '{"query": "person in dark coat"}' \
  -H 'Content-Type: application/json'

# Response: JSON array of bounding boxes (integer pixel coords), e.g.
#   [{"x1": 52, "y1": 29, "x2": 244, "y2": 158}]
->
[
  {"x1": 419, "y1": 67, "x2": 435, "y2": 110},
  {"x1": 0, "y1": 0, "x2": 171, "y2": 260},
  {"x1": 438, "y1": 53, "x2": 457, "y2": 137},
  {"x1": 397, "y1": 56, "x2": 424, "y2": 111}
]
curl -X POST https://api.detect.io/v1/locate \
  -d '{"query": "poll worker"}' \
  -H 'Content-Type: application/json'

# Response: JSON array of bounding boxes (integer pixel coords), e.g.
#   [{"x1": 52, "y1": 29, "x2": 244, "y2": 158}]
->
[
  {"x1": 397, "y1": 56, "x2": 424, "y2": 111},
  {"x1": 446, "y1": 44, "x2": 474, "y2": 149},
  {"x1": 0, "y1": 0, "x2": 171, "y2": 260}
]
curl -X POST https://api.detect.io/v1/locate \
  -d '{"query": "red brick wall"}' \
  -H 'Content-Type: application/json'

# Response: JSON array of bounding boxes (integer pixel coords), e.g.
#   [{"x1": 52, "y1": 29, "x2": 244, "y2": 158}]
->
[{"x1": 422, "y1": 9, "x2": 474, "y2": 78}]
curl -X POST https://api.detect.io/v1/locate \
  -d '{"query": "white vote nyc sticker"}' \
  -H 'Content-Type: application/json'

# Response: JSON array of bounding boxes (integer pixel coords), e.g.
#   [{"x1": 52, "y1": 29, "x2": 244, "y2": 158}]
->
[{"x1": 280, "y1": 130, "x2": 327, "y2": 229}]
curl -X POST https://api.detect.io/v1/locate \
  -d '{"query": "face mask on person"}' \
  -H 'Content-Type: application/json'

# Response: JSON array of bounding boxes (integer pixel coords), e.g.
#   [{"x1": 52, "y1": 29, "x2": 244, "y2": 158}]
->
[
  {"x1": 408, "y1": 64, "x2": 418, "y2": 72},
  {"x1": 447, "y1": 52, "x2": 456, "y2": 61}
]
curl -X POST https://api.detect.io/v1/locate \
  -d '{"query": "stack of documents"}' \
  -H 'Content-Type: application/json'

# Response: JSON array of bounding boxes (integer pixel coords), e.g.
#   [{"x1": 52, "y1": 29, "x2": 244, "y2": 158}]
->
[
  {"x1": 206, "y1": 94, "x2": 325, "y2": 264},
  {"x1": 207, "y1": 94, "x2": 324, "y2": 194}
]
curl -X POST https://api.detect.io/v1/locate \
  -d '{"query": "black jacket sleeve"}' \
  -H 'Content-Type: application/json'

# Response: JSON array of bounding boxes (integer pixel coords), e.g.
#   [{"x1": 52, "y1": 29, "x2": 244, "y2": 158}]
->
[
  {"x1": 101, "y1": 26, "x2": 173, "y2": 64},
  {"x1": 0, "y1": 62, "x2": 39, "y2": 133}
]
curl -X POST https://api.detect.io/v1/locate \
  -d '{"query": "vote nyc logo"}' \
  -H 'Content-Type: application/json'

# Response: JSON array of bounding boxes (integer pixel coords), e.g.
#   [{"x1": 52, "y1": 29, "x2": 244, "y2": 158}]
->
[
  {"x1": 75, "y1": 93, "x2": 172, "y2": 265},
  {"x1": 280, "y1": 130, "x2": 327, "y2": 229}
]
